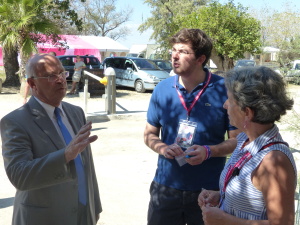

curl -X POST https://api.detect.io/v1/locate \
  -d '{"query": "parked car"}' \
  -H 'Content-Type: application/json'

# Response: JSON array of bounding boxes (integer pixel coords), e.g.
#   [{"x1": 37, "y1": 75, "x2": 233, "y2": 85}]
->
[
  {"x1": 126, "y1": 53, "x2": 145, "y2": 58},
  {"x1": 286, "y1": 60, "x2": 300, "y2": 84},
  {"x1": 151, "y1": 59, "x2": 173, "y2": 73},
  {"x1": 102, "y1": 57, "x2": 170, "y2": 92},
  {"x1": 234, "y1": 59, "x2": 256, "y2": 69},
  {"x1": 56, "y1": 55, "x2": 101, "y2": 81}
]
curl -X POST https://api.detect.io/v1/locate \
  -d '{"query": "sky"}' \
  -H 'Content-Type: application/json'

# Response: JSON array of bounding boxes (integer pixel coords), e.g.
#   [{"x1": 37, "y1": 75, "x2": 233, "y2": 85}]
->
[{"x1": 116, "y1": 0, "x2": 300, "y2": 50}]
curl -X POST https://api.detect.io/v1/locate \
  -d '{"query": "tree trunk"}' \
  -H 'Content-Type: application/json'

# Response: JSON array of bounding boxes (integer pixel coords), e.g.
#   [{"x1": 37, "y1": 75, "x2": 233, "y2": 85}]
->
[
  {"x1": 19, "y1": 51, "x2": 32, "y2": 98},
  {"x1": 2, "y1": 47, "x2": 20, "y2": 87},
  {"x1": 210, "y1": 48, "x2": 234, "y2": 72}
]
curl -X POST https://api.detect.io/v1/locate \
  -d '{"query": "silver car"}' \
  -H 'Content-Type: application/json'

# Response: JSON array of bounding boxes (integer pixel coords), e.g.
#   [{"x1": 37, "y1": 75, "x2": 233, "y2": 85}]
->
[
  {"x1": 102, "y1": 57, "x2": 170, "y2": 92},
  {"x1": 234, "y1": 59, "x2": 256, "y2": 69}
]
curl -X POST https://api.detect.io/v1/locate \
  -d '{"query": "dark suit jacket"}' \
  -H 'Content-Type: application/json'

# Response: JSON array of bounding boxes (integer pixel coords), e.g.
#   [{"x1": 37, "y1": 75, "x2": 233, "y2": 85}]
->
[{"x1": 1, "y1": 97, "x2": 102, "y2": 225}]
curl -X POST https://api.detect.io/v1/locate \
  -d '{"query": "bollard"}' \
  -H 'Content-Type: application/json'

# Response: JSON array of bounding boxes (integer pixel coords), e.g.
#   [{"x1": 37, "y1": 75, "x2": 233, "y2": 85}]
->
[
  {"x1": 104, "y1": 67, "x2": 116, "y2": 114},
  {"x1": 83, "y1": 77, "x2": 89, "y2": 113}
]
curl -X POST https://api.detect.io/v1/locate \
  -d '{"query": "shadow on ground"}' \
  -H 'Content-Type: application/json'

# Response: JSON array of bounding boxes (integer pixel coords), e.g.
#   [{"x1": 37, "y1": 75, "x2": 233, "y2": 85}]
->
[{"x1": 0, "y1": 197, "x2": 14, "y2": 209}]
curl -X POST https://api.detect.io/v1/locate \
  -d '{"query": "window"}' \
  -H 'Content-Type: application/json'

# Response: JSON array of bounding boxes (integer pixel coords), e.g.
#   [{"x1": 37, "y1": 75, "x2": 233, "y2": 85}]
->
[
  {"x1": 61, "y1": 57, "x2": 74, "y2": 66},
  {"x1": 86, "y1": 57, "x2": 100, "y2": 66},
  {"x1": 105, "y1": 58, "x2": 126, "y2": 69}
]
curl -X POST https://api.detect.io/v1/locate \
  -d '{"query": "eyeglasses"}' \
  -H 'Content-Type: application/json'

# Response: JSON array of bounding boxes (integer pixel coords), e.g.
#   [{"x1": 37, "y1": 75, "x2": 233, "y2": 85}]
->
[
  {"x1": 171, "y1": 48, "x2": 194, "y2": 56},
  {"x1": 31, "y1": 71, "x2": 69, "y2": 82}
]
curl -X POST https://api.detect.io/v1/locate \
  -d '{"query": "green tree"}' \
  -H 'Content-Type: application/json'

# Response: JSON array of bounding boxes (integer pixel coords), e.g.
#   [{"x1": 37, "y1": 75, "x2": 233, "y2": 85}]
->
[
  {"x1": 177, "y1": 1, "x2": 262, "y2": 71},
  {"x1": 138, "y1": 0, "x2": 208, "y2": 58},
  {"x1": 0, "y1": 0, "x2": 84, "y2": 87},
  {"x1": 278, "y1": 35, "x2": 300, "y2": 70}
]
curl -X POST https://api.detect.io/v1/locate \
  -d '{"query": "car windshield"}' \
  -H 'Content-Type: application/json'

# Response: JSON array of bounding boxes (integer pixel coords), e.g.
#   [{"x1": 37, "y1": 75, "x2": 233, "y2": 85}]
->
[
  {"x1": 155, "y1": 61, "x2": 172, "y2": 70},
  {"x1": 131, "y1": 58, "x2": 159, "y2": 70},
  {"x1": 237, "y1": 60, "x2": 255, "y2": 67},
  {"x1": 127, "y1": 53, "x2": 138, "y2": 57}
]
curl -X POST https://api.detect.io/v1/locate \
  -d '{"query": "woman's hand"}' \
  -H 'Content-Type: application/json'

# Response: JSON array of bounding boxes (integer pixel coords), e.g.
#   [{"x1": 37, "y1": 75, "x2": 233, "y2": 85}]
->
[
  {"x1": 201, "y1": 204, "x2": 225, "y2": 225},
  {"x1": 198, "y1": 189, "x2": 220, "y2": 208}
]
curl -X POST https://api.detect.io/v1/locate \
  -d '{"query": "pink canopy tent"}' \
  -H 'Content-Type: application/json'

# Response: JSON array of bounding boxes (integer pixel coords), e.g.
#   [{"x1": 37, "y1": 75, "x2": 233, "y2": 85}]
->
[
  {"x1": 37, "y1": 35, "x2": 101, "y2": 61},
  {"x1": 0, "y1": 35, "x2": 130, "y2": 66},
  {"x1": 0, "y1": 35, "x2": 102, "y2": 66}
]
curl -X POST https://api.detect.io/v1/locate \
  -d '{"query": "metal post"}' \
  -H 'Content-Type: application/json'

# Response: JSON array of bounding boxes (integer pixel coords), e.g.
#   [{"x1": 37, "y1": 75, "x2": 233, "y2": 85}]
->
[
  {"x1": 104, "y1": 67, "x2": 116, "y2": 114},
  {"x1": 83, "y1": 77, "x2": 88, "y2": 114}
]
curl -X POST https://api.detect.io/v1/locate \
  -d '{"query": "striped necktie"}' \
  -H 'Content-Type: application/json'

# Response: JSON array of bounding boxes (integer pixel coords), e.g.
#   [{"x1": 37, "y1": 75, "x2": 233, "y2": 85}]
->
[{"x1": 54, "y1": 107, "x2": 87, "y2": 205}]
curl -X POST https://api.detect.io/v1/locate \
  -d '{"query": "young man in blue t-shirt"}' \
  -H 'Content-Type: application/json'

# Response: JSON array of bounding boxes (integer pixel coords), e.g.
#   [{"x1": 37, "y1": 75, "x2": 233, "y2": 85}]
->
[{"x1": 144, "y1": 28, "x2": 240, "y2": 225}]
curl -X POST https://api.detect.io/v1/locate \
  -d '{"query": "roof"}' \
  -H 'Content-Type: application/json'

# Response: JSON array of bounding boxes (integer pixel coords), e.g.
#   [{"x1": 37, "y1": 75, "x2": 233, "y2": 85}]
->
[
  {"x1": 104, "y1": 56, "x2": 152, "y2": 61},
  {"x1": 79, "y1": 36, "x2": 129, "y2": 52},
  {"x1": 56, "y1": 55, "x2": 99, "y2": 58},
  {"x1": 263, "y1": 46, "x2": 280, "y2": 53},
  {"x1": 129, "y1": 44, "x2": 147, "y2": 53}
]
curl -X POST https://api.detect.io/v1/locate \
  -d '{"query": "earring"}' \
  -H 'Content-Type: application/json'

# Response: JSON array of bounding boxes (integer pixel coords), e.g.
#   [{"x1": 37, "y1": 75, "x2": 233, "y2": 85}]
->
[{"x1": 243, "y1": 116, "x2": 248, "y2": 129}]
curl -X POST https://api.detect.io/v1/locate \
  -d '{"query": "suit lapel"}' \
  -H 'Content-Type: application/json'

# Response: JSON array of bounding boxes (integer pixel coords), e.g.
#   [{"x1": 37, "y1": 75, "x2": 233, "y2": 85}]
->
[{"x1": 28, "y1": 97, "x2": 66, "y2": 150}]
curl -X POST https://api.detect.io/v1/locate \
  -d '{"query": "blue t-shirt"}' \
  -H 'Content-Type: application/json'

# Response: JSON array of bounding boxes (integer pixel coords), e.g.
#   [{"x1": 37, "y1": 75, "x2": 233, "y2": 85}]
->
[{"x1": 147, "y1": 69, "x2": 235, "y2": 191}]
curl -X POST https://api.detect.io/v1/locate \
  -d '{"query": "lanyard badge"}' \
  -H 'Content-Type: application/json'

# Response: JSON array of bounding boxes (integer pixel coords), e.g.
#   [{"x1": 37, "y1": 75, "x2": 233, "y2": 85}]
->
[
  {"x1": 173, "y1": 72, "x2": 211, "y2": 166},
  {"x1": 175, "y1": 120, "x2": 197, "y2": 167},
  {"x1": 175, "y1": 120, "x2": 197, "y2": 149}
]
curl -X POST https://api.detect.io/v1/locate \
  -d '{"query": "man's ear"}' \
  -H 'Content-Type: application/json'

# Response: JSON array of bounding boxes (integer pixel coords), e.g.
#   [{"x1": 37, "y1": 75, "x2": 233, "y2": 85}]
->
[
  {"x1": 197, "y1": 55, "x2": 206, "y2": 66},
  {"x1": 27, "y1": 78, "x2": 36, "y2": 90}
]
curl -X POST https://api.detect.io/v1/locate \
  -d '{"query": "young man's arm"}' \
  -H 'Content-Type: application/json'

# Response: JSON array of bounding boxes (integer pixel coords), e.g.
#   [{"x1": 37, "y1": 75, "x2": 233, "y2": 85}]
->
[
  {"x1": 144, "y1": 122, "x2": 183, "y2": 158},
  {"x1": 210, "y1": 129, "x2": 240, "y2": 157}
]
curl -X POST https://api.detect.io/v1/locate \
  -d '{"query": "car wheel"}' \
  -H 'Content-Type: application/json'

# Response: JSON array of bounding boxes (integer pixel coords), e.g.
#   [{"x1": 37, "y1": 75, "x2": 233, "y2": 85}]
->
[{"x1": 135, "y1": 80, "x2": 146, "y2": 93}]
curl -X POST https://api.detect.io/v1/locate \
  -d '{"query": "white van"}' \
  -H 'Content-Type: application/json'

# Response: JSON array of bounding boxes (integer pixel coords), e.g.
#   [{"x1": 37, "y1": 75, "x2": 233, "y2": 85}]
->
[{"x1": 102, "y1": 57, "x2": 170, "y2": 92}]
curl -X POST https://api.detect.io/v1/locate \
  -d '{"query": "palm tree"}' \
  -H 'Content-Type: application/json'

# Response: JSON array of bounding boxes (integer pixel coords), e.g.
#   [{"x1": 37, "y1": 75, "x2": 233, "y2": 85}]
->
[{"x1": 0, "y1": 0, "x2": 60, "y2": 86}]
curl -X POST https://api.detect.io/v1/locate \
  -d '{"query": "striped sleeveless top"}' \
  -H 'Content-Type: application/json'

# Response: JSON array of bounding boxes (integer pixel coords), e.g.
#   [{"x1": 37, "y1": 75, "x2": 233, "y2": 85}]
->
[{"x1": 219, "y1": 125, "x2": 297, "y2": 220}]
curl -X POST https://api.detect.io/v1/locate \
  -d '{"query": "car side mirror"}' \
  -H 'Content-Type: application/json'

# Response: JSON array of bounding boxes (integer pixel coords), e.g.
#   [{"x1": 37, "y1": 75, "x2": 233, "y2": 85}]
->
[{"x1": 127, "y1": 67, "x2": 133, "y2": 73}]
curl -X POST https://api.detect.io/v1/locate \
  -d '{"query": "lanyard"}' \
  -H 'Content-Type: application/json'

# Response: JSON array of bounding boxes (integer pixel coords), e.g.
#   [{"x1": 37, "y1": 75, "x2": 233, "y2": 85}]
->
[
  {"x1": 222, "y1": 139, "x2": 250, "y2": 194},
  {"x1": 219, "y1": 137, "x2": 288, "y2": 207},
  {"x1": 175, "y1": 72, "x2": 212, "y2": 120}
]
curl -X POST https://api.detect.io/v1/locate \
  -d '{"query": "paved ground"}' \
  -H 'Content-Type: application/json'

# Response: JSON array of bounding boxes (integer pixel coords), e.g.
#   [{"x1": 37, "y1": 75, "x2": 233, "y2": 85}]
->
[{"x1": 0, "y1": 84, "x2": 300, "y2": 225}]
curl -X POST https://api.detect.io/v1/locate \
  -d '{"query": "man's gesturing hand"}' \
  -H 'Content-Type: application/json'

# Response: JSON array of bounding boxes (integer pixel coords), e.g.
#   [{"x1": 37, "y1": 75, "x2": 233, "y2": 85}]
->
[{"x1": 64, "y1": 121, "x2": 98, "y2": 163}]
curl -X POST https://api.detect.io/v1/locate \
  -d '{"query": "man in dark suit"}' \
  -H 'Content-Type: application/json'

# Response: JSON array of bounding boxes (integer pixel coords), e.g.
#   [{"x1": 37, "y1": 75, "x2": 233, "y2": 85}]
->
[{"x1": 1, "y1": 54, "x2": 102, "y2": 225}]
